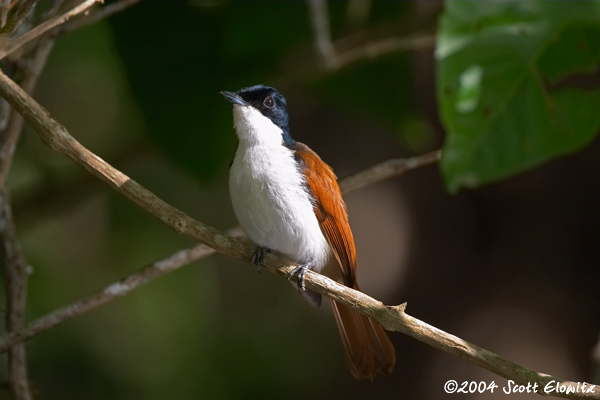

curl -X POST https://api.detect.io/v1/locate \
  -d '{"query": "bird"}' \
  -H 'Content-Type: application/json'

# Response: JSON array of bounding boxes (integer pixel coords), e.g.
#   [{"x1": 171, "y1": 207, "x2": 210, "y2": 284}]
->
[{"x1": 221, "y1": 84, "x2": 396, "y2": 380}]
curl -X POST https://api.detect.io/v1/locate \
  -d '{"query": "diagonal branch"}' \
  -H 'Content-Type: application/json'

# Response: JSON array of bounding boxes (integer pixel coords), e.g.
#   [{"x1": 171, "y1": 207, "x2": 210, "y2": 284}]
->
[
  {"x1": 0, "y1": 0, "x2": 9, "y2": 29},
  {"x1": 52, "y1": 0, "x2": 141, "y2": 37},
  {"x1": 0, "y1": 0, "x2": 38, "y2": 37},
  {"x1": 0, "y1": 0, "x2": 99, "y2": 61},
  {"x1": 0, "y1": 69, "x2": 597, "y2": 399},
  {"x1": 0, "y1": 236, "x2": 237, "y2": 353},
  {"x1": 0, "y1": 35, "x2": 55, "y2": 187},
  {"x1": 339, "y1": 149, "x2": 441, "y2": 193},
  {"x1": 334, "y1": 32, "x2": 436, "y2": 70},
  {"x1": 0, "y1": 68, "x2": 249, "y2": 258}
]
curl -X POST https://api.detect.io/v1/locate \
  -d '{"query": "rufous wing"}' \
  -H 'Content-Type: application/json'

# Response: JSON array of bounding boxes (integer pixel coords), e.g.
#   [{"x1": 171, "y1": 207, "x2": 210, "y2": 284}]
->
[{"x1": 294, "y1": 142, "x2": 396, "y2": 380}]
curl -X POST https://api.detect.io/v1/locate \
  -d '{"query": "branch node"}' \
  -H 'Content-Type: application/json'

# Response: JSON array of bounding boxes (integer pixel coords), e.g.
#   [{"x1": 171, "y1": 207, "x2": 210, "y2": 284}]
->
[{"x1": 395, "y1": 302, "x2": 407, "y2": 313}]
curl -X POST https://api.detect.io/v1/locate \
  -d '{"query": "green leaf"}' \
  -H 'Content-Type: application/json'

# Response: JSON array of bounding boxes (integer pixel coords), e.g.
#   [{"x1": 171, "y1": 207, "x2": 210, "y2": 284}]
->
[
  {"x1": 437, "y1": 1, "x2": 600, "y2": 193},
  {"x1": 538, "y1": 24, "x2": 600, "y2": 82}
]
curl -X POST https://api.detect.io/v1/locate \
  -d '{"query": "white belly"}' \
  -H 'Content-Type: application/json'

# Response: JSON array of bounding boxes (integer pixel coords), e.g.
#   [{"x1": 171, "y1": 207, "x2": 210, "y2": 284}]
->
[{"x1": 229, "y1": 144, "x2": 330, "y2": 271}]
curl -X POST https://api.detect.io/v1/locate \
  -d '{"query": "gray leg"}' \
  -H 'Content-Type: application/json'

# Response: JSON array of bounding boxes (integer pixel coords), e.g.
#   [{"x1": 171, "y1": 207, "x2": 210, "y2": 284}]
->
[
  {"x1": 251, "y1": 246, "x2": 270, "y2": 273},
  {"x1": 288, "y1": 264, "x2": 311, "y2": 292}
]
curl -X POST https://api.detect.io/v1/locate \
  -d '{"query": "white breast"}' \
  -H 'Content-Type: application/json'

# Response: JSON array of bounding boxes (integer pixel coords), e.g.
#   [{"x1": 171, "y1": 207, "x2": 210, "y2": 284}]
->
[{"x1": 228, "y1": 106, "x2": 330, "y2": 271}]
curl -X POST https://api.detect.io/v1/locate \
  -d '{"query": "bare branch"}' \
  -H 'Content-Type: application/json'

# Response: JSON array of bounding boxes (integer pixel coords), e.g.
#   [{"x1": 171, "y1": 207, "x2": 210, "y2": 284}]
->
[
  {"x1": 306, "y1": 0, "x2": 338, "y2": 69},
  {"x1": 0, "y1": 35, "x2": 55, "y2": 187},
  {"x1": 40, "y1": 1, "x2": 67, "y2": 21},
  {"x1": 0, "y1": 0, "x2": 9, "y2": 29},
  {"x1": 0, "y1": 0, "x2": 99, "y2": 61},
  {"x1": 0, "y1": 0, "x2": 38, "y2": 37},
  {"x1": 282, "y1": 29, "x2": 436, "y2": 83},
  {"x1": 306, "y1": 0, "x2": 436, "y2": 75},
  {"x1": 0, "y1": 67, "x2": 597, "y2": 399},
  {"x1": 0, "y1": 187, "x2": 33, "y2": 400},
  {"x1": 334, "y1": 32, "x2": 436, "y2": 70},
  {"x1": 339, "y1": 149, "x2": 441, "y2": 193},
  {"x1": 52, "y1": 0, "x2": 141, "y2": 37}
]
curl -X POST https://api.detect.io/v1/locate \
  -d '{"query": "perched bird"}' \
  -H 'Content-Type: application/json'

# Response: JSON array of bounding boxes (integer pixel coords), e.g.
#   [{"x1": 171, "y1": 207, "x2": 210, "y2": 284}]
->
[{"x1": 221, "y1": 85, "x2": 395, "y2": 380}]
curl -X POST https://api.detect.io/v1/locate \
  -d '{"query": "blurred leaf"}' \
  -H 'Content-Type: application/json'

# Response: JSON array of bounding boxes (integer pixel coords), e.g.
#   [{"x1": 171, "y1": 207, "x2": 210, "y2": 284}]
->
[
  {"x1": 437, "y1": 1, "x2": 600, "y2": 193},
  {"x1": 538, "y1": 24, "x2": 600, "y2": 82},
  {"x1": 398, "y1": 117, "x2": 437, "y2": 153}
]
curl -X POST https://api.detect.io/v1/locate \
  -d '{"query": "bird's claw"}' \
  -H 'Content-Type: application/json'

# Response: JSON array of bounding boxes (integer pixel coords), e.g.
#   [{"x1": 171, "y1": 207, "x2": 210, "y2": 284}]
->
[
  {"x1": 288, "y1": 264, "x2": 310, "y2": 292},
  {"x1": 251, "y1": 246, "x2": 269, "y2": 274}
]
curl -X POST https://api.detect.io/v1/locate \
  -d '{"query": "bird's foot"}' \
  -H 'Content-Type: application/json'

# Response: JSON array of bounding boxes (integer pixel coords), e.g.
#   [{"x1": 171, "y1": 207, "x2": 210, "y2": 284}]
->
[
  {"x1": 288, "y1": 264, "x2": 311, "y2": 292},
  {"x1": 251, "y1": 246, "x2": 270, "y2": 274}
]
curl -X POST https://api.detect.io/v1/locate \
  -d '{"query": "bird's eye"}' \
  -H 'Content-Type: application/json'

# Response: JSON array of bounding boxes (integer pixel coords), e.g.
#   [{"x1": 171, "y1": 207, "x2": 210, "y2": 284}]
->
[{"x1": 263, "y1": 96, "x2": 275, "y2": 108}]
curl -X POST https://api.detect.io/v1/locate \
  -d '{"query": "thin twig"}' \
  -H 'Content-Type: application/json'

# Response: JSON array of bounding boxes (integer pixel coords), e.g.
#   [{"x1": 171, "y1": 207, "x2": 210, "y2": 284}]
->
[
  {"x1": 0, "y1": 0, "x2": 38, "y2": 37},
  {"x1": 0, "y1": 230, "x2": 243, "y2": 353},
  {"x1": 339, "y1": 149, "x2": 441, "y2": 193},
  {"x1": 334, "y1": 32, "x2": 436, "y2": 70},
  {"x1": 40, "y1": 0, "x2": 66, "y2": 21},
  {"x1": 0, "y1": 0, "x2": 11, "y2": 29},
  {"x1": 0, "y1": 69, "x2": 597, "y2": 400},
  {"x1": 0, "y1": 0, "x2": 99, "y2": 61},
  {"x1": 0, "y1": 35, "x2": 55, "y2": 187},
  {"x1": 0, "y1": 97, "x2": 10, "y2": 132},
  {"x1": 306, "y1": 0, "x2": 338, "y2": 70},
  {"x1": 281, "y1": 30, "x2": 436, "y2": 84},
  {"x1": 52, "y1": 0, "x2": 140, "y2": 37}
]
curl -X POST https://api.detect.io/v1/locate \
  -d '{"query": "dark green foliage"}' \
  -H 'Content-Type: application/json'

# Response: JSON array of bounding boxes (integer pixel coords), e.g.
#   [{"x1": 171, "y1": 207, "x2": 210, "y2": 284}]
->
[{"x1": 438, "y1": 1, "x2": 600, "y2": 193}]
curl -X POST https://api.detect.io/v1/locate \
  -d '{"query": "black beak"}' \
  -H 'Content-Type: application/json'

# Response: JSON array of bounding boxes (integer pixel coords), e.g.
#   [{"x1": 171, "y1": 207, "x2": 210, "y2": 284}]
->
[{"x1": 220, "y1": 91, "x2": 248, "y2": 106}]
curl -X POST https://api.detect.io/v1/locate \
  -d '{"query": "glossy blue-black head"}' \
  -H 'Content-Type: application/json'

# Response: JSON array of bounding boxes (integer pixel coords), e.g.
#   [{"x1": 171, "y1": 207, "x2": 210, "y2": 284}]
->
[{"x1": 221, "y1": 85, "x2": 295, "y2": 146}]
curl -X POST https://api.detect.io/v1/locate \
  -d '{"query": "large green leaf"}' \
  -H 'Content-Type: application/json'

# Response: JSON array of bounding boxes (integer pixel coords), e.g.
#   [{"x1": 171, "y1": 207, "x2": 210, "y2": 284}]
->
[{"x1": 437, "y1": 1, "x2": 600, "y2": 193}]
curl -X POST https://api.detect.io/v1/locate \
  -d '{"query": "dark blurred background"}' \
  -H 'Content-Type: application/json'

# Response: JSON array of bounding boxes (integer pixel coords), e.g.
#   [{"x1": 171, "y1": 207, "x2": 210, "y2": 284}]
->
[{"x1": 1, "y1": 1, "x2": 599, "y2": 399}]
